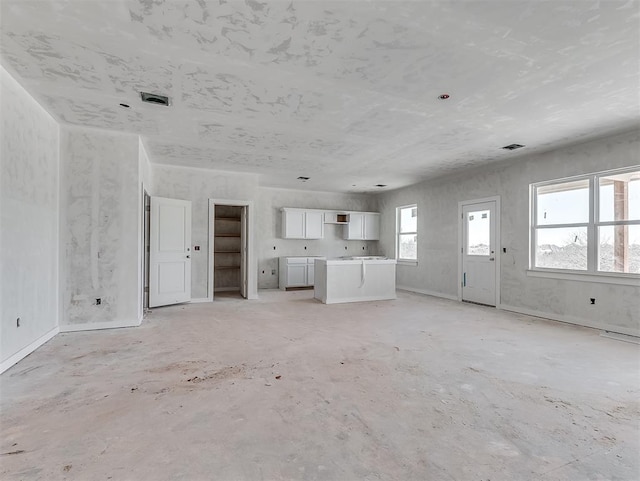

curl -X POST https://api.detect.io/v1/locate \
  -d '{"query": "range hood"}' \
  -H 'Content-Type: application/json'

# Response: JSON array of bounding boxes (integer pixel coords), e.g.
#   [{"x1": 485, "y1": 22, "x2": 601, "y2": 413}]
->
[{"x1": 324, "y1": 212, "x2": 349, "y2": 224}]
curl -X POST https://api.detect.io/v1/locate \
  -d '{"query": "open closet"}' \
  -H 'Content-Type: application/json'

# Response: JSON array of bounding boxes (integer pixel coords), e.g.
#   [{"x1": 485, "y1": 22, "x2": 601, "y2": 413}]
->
[{"x1": 213, "y1": 205, "x2": 246, "y2": 298}]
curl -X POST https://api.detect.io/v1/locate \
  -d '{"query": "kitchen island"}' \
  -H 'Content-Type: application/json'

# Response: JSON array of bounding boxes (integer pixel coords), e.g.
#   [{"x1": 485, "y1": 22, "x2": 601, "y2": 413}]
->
[{"x1": 314, "y1": 257, "x2": 397, "y2": 304}]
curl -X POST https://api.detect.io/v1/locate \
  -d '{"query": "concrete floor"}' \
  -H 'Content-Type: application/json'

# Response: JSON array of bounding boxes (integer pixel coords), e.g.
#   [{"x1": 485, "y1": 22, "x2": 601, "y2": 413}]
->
[{"x1": 1, "y1": 290, "x2": 639, "y2": 481}]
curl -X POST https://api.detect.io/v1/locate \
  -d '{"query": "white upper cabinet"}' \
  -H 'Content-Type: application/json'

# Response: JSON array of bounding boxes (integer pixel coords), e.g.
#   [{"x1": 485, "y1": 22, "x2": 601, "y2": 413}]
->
[
  {"x1": 281, "y1": 208, "x2": 325, "y2": 239},
  {"x1": 305, "y1": 210, "x2": 324, "y2": 239},
  {"x1": 344, "y1": 212, "x2": 380, "y2": 240},
  {"x1": 364, "y1": 213, "x2": 380, "y2": 240}
]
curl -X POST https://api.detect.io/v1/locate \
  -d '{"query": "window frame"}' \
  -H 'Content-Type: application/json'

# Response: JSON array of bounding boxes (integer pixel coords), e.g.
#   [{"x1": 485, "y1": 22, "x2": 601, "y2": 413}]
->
[
  {"x1": 396, "y1": 204, "x2": 418, "y2": 265},
  {"x1": 529, "y1": 165, "x2": 640, "y2": 284}
]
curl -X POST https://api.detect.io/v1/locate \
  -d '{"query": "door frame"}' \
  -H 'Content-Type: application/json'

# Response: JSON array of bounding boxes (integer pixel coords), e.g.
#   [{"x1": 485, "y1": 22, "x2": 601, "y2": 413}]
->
[
  {"x1": 208, "y1": 199, "x2": 257, "y2": 300},
  {"x1": 457, "y1": 195, "x2": 501, "y2": 307},
  {"x1": 141, "y1": 189, "x2": 150, "y2": 313}
]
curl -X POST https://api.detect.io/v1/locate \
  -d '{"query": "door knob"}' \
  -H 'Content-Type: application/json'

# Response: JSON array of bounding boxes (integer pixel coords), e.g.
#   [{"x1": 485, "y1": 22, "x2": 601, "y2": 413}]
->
[{"x1": 186, "y1": 255, "x2": 190, "y2": 259}]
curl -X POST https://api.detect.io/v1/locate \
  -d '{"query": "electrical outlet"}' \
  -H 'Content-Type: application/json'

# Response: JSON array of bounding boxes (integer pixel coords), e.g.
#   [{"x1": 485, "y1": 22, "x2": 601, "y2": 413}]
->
[
  {"x1": 16, "y1": 317, "x2": 20, "y2": 328},
  {"x1": 271, "y1": 269, "x2": 276, "y2": 275},
  {"x1": 590, "y1": 298, "x2": 596, "y2": 305},
  {"x1": 96, "y1": 298, "x2": 102, "y2": 305}
]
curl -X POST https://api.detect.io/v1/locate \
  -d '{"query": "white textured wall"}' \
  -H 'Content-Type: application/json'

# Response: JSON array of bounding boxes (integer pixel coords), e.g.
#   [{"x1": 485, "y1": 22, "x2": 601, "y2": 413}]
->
[
  {"x1": 378, "y1": 129, "x2": 640, "y2": 335},
  {"x1": 257, "y1": 187, "x2": 379, "y2": 289},
  {"x1": 60, "y1": 127, "x2": 140, "y2": 327},
  {"x1": 1, "y1": 66, "x2": 60, "y2": 365},
  {"x1": 153, "y1": 165, "x2": 259, "y2": 299}
]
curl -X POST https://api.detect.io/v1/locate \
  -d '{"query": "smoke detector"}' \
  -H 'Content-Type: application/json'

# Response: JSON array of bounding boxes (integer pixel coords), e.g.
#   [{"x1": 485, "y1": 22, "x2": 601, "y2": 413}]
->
[{"x1": 140, "y1": 92, "x2": 170, "y2": 106}]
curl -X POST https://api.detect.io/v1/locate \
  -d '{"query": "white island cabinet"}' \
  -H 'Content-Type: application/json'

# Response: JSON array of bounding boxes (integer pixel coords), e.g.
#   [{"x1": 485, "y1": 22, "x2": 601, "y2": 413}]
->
[{"x1": 314, "y1": 257, "x2": 396, "y2": 304}]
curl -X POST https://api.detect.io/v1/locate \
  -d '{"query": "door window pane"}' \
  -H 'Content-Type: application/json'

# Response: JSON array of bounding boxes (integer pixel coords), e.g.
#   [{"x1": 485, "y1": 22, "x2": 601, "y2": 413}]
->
[
  {"x1": 535, "y1": 227, "x2": 588, "y2": 270},
  {"x1": 599, "y1": 172, "x2": 640, "y2": 222},
  {"x1": 467, "y1": 210, "x2": 490, "y2": 256},
  {"x1": 598, "y1": 225, "x2": 640, "y2": 273},
  {"x1": 537, "y1": 179, "x2": 589, "y2": 225},
  {"x1": 399, "y1": 234, "x2": 417, "y2": 260}
]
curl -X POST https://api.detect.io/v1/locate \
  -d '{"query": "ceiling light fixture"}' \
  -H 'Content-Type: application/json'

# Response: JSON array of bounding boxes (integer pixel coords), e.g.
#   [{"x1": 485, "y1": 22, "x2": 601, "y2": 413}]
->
[
  {"x1": 140, "y1": 92, "x2": 170, "y2": 106},
  {"x1": 502, "y1": 143, "x2": 525, "y2": 150},
  {"x1": 438, "y1": 94, "x2": 450, "y2": 100}
]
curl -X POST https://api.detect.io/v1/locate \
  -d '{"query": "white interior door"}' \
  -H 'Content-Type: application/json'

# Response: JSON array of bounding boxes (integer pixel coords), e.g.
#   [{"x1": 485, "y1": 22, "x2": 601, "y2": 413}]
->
[
  {"x1": 240, "y1": 206, "x2": 248, "y2": 299},
  {"x1": 462, "y1": 201, "x2": 496, "y2": 306},
  {"x1": 149, "y1": 196, "x2": 192, "y2": 308}
]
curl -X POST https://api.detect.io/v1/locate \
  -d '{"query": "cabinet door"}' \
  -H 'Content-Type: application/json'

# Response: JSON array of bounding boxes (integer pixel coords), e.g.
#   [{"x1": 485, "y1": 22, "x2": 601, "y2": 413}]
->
[
  {"x1": 305, "y1": 211, "x2": 324, "y2": 239},
  {"x1": 307, "y1": 263, "x2": 315, "y2": 286},
  {"x1": 345, "y1": 213, "x2": 364, "y2": 240},
  {"x1": 287, "y1": 264, "x2": 308, "y2": 286},
  {"x1": 283, "y1": 210, "x2": 305, "y2": 238},
  {"x1": 364, "y1": 213, "x2": 380, "y2": 240}
]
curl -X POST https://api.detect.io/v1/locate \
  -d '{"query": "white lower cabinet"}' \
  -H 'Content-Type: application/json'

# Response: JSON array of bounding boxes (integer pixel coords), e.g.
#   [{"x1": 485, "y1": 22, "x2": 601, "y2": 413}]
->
[{"x1": 279, "y1": 257, "x2": 324, "y2": 290}]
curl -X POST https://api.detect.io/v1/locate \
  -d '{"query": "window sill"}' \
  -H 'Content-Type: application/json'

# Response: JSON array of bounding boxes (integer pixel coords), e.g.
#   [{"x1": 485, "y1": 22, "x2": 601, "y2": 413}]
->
[
  {"x1": 397, "y1": 260, "x2": 418, "y2": 266},
  {"x1": 527, "y1": 269, "x2": 640, "y2": 286}
]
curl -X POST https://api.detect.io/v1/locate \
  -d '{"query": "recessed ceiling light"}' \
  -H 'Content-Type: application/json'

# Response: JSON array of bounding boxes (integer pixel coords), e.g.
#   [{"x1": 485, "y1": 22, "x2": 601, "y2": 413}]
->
[
  {"x1": 375, "y1": 184, "x2": 387, "y2": 188},
  {"x1": 119, "y1": 103, "x2": 130, "y2": 109},
  {"x1": 438, "y1": 94, "x2": 450, "y2": 100},
  {"x1": 140, "y1": 91, "x2": 170, "y2": 106},
  {"x1": 297, "y1": 176, "x2": 310, "y2": 181},
  {"x1": 502, "y1": 143, "x2": 525, "y2": 150}
]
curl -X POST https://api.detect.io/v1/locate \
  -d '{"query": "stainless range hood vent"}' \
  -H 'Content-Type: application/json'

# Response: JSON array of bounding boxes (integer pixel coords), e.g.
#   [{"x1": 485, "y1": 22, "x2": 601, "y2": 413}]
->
[{"x1": 324, "y1": 212, "x2": 349, "y2": 224}]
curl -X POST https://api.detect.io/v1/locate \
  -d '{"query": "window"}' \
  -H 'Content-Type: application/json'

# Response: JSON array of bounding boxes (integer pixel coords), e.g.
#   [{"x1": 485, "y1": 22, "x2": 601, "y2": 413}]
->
[
  {"x1": 397, "y1": 205, "x2": 417, "y2": 262},
  {"x1": 531, "y1": 167, "x2": 640, "y2": 275}
]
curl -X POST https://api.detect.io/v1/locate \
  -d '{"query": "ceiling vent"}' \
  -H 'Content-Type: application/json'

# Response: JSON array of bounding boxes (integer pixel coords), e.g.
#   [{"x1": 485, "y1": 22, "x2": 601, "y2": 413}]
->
[
  {"x1": 502, "y1": 143, "x2": 525, "y2": 151},
  {"x1": 375, "y1": 184, "x2": 387, "y2": 188},
  {"x1": 140, "y1": 92, "x2": 170, "y2": 106}
]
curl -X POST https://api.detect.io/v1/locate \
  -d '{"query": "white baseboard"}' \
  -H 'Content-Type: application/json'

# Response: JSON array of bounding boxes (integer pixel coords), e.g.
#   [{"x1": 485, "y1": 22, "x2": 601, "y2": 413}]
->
[
  {"x1": 499, "y1": 304, "x2": 640, "y2": 338},
  {"x1": 190, "y1": 297, "x2": 213, "y2": 303},
  {"x1": 1, "y1": 326, "x2": 60, "y2": 374},
  {"x1": 397, "y1": 286, "x2": 458, "y2": 301},
  {"x1": 323, "y1": 295, "x2": 397, "y2": 304},
  {"x1": 60, "y1": 318, "x2": 141, "y2": 332}
]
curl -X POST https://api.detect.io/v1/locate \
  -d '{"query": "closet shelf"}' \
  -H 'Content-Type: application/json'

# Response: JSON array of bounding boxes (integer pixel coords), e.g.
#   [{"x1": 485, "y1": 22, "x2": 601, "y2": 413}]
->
[
  {"x1": 215, "y1": 266, "x2": 240, "y2": 270},
  {"x1": 215, "y1": 233, "x2": 241, "y2": 237},
  {"x1": 215, "y1": 217, "x2": 241, "y2": 221},
  {"x1": 215, "y1": 250, "x2": 241, "y2": 253}
]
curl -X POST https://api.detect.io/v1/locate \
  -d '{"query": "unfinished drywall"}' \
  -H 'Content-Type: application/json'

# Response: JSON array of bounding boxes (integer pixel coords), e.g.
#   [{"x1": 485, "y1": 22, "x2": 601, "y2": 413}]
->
[
  {"x1": 378, "y1": 129, "x2": 640, "y2": 335},
  {"x1": 0, "y1": 66, "x2": 60, "y2": 370},
  {"x1": 257, "y1": 187, "x2": 379, "y2": 289},
  {"x1": 153, "y1": 165, "x2": 259, "y2": 299},
  {"x1": 60, "y1": 126, "x2": 140, "y2": 329}
]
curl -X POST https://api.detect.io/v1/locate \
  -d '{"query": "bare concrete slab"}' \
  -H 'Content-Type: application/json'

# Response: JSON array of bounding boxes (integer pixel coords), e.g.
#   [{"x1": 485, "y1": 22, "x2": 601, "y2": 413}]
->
[{"x1": 1, "y1": 290, "x2": 638, "y2": 480}]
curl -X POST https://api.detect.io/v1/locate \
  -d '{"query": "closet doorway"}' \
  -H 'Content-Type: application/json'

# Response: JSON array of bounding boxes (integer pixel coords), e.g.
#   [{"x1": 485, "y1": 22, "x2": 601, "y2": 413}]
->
[{"x1": 211, "y1": 203, "x2": 248, "y2": 299}]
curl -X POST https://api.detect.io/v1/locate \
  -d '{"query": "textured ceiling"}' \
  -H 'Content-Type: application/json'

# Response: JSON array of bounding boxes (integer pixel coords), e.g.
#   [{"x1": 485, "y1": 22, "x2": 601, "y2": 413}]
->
[{"x1": 2, "y1": 0, "x2": 639, "y2": 192}]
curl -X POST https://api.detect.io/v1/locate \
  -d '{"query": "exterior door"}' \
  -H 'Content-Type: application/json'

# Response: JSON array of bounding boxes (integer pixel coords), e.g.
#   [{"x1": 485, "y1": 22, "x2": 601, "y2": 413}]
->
[
  {"x1": 149, "y1": 196, "x2": 192, "y2": 307},
  {"x1": 462, "y1": 201, "x2": 496, "y2": 306}
]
